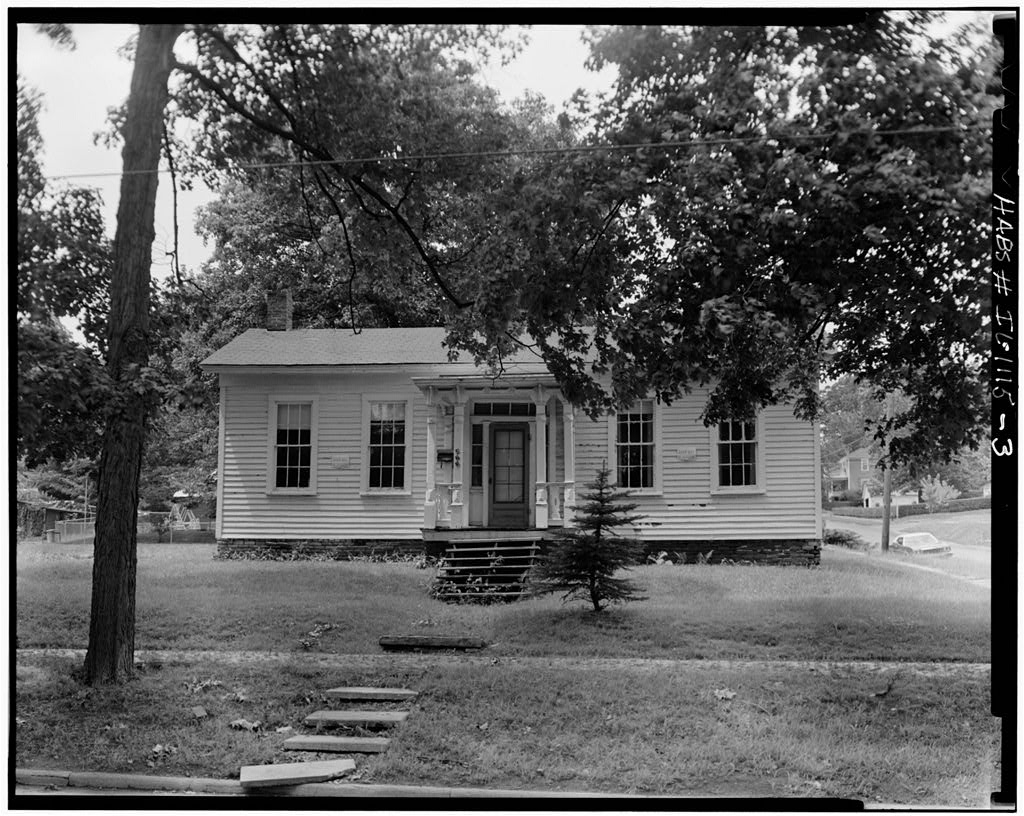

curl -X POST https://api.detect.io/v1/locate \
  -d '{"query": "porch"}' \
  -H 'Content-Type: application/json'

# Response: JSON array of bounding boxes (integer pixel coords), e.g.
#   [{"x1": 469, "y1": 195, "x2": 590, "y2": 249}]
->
[{"x1": 413, "y1": 377, "x2": 578, "y2": 537}]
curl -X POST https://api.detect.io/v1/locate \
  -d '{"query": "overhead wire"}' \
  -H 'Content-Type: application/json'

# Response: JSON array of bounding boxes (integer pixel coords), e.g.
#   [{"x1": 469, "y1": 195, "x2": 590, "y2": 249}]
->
[{"x1": 44, "y1": 124, "x2": 979, "y2": 181}]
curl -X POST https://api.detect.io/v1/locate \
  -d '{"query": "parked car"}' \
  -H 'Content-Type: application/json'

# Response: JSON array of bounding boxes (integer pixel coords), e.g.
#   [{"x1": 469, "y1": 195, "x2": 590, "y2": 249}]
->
[{"x1": 890, "y1": 532, "x2": 953, "y2": 557}]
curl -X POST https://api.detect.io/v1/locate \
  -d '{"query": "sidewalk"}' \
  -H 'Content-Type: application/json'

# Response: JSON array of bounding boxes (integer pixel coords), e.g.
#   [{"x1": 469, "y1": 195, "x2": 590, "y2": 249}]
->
[{"x1": 15, "y1": 647, "x2": 992, "y2": 677}]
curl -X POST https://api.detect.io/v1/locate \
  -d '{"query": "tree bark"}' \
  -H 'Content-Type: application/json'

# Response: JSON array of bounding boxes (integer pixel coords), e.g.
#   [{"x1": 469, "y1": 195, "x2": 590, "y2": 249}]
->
[{"x1": 83, "y1": 24, "x2": 183, "y2": 684}]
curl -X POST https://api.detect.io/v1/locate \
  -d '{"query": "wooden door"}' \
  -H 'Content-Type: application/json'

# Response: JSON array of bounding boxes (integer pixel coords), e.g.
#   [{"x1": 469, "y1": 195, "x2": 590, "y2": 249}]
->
[{"x1": 489, "y1": 424, "x2": 529, "y2": 528}]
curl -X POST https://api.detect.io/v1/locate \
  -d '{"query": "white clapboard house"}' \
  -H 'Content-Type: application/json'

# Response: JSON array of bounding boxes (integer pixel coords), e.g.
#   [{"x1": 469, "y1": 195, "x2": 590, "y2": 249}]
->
[{"x1": 201, "y1": 293, "x2": 822, "y2": 566}]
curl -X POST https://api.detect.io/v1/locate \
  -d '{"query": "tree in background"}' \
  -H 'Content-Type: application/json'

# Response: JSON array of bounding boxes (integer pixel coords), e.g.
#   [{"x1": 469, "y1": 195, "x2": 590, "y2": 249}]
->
[
  {"x1": 16, "y1": 77, "x2": 112, "y2": 466},
  {"x1": 532, "y1": 466, "x2": 645, "y2": 613}
]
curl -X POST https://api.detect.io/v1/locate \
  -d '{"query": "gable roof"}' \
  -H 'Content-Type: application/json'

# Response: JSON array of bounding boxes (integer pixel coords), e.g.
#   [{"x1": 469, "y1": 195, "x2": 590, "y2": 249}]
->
[{"x1": 200, "y1": 328, "x2": 544, "y2": 368}]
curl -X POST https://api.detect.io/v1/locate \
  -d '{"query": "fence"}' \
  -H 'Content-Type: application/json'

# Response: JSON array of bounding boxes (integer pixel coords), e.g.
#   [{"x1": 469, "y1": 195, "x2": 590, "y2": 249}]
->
[{"x1": 52, "y1": 519, "x2": 96, "y2": 542}]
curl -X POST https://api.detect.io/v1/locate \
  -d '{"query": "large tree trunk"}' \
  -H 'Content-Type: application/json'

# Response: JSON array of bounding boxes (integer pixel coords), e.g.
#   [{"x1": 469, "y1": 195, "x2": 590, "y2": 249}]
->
[{"x1": 83, "y1": 24, "x2": 183, "y2": 684}]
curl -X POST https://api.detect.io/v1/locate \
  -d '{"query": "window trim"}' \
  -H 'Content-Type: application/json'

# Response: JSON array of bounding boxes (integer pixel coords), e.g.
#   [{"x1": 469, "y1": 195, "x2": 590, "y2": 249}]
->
[
  {"x1": 266, "y1": 395, "x2": 319, "y2": 496},
  {"x1": 360, "y1": 394, "x2": 413, "y2": 496},
  {"x1": 709, "y1": 415, "x2": 766, "y2": 496},
  {"x1": 606, "y1": 399, "x2": 663, "y2": 496}
]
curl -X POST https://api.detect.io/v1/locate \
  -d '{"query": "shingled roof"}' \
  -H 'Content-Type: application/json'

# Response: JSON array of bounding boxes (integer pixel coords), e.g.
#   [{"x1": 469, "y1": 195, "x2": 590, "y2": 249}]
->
[{"x1": 200, "y1": 328, "x2": 544, "y2": 368}]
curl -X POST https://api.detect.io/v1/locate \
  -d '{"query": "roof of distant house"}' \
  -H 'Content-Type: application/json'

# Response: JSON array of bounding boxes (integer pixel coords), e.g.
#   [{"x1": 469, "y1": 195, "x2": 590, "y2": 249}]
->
[{"x1": 201, "y1": 327, "x2": 549, "y2": 368}]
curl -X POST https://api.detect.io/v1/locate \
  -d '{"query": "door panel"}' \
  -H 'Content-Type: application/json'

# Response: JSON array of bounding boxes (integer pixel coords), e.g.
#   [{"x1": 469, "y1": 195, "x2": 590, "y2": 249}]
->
[{"x1": 489, "y1": 425, "x2": 528, "y2": 528}]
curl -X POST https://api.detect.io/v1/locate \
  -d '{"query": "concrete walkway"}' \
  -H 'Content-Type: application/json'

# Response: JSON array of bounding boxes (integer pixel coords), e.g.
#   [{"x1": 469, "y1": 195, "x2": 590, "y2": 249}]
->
[{"x1": 16, "y1": 647, "x2": 991, "y2": 678}]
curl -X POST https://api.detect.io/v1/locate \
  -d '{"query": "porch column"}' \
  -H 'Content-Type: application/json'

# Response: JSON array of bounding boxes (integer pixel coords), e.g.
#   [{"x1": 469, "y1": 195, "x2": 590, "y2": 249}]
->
[
  {"x1": 533, "y1": 386, "x2": 548, "y2": 529},
  {"x1": 481, "y1": 420, "x2": 491, "y2": 528},
  {"x1": 562, "y1": 398, "x2": 576, "y2": 521},
  {"x1": 449, "y1": 393, "x2": 467, "y2": 529},
  {"x1": 423, "y1": 387, "x2": 437, "y2": 529},
  {"x1": 546, "y1": 397, "x2": 560, "y2": 522}
]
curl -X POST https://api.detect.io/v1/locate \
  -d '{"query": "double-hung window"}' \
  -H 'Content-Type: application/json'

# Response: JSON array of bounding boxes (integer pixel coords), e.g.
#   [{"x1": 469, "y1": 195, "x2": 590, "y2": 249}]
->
[
  {"x1": 362, "y1": 397, "x2": 412, "y2": 494},
  {"x1": 267, "y1": 397, "x2": 318, "y2": 494},
  {"x1": 368, "y1": 402, "x2": 406, "y2": 489},
  {"x1": 611, "y1": 400, "x2": 660, "y2": 493},
  {"x1": 711, "y1": 417, "x2": 764, "y2": 493}
]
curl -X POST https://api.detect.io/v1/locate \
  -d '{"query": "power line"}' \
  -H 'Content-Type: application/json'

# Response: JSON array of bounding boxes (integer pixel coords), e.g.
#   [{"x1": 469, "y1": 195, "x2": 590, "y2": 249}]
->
[{"x1": 44, "y1": 125, "x2": 978, "y2": 181}]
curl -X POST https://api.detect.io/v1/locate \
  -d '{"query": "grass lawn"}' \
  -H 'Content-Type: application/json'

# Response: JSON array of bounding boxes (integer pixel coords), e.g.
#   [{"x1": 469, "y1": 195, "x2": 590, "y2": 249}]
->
[
  {"x1": 15, "y1": 540, "x2": 995, "y2": 803},
  {"x1": 17, "y1": 541, "x2": 990, "y2": 662},
  {"x1": 15, "y1": 653, "x2": 996, "y2": 805}
]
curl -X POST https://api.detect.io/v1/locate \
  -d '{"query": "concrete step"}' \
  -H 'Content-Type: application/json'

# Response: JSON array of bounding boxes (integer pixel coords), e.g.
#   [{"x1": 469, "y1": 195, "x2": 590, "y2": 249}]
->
[
  {"x1": 324, "y1": 686, "x2": 417, "y2": 701},
  {"x1": 239, "y1": 758, "x2": 355, "y2": 788},
  {"x1": 304, "y1": 710, "x2": 408, "y2": 728},
  {"x1": 283, "y1": 735, "x2": 390, "y2": 753},
  {"x1": 378, "y1": 635, "x2": 488, "y2": 651}
]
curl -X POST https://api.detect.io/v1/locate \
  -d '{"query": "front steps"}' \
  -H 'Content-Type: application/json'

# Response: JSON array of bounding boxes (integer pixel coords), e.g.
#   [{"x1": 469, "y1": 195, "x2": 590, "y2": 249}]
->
[
  {"x1": 242, "y1": 685, "x2": 417, "y2": 788},
  {"x1": 429, "y1": 541, "x2": 543, "y2": 603}
]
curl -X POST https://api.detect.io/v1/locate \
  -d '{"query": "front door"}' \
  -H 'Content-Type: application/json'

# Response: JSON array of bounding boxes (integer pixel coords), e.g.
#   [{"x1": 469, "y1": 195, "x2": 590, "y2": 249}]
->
[{"x1": 489, "y1": 424, "x2": 529, "y2": 528}]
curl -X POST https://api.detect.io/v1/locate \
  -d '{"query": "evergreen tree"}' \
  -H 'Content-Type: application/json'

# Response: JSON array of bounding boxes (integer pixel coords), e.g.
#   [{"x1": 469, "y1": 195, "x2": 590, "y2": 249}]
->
[{"x1": 532, "y1": 466, "x2": 646, "y2": 613}]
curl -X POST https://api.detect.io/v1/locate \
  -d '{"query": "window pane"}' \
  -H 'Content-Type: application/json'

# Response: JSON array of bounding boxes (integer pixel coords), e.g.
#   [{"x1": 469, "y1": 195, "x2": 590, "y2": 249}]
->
[
  {"x1": 299, "y1": 447, "x2": 310, "y2": 468},
  {"x1": 392, "y1": 465, "x2": 404, "y2": 489},
  {"x1": 298, "y1": 467, "x2": 310, "y2": 488},
  {"x1": 472, "y1": 424, "x2": 483, "y2": 444},
  {"x1": 369, "y1": 467, "x2": 381, "y2": 488},
  {"x1": 744, "y1": 421, "x2": 755, "y2": 440},
  {"x1": 392, "y1": 424, "x2": 405, "y2": 445}
]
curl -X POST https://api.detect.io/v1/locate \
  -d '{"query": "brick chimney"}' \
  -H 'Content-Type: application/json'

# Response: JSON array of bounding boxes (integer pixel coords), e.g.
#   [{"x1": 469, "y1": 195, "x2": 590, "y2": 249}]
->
[{"x1": 266, "y1": 289, "x2": 293, "y2": 331}]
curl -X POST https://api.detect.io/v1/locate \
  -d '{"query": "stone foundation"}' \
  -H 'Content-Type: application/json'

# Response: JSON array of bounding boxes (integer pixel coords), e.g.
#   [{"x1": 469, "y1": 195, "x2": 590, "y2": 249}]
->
[
  {"x1": 217, "y1": 536, "x2": 820, "y2": 566},
  {"x1": 215, "y1": 538, "x2": 426, "y2": 561},
  {"x1": 640, "y1": 539, "x2": 821, "y2": 567}
]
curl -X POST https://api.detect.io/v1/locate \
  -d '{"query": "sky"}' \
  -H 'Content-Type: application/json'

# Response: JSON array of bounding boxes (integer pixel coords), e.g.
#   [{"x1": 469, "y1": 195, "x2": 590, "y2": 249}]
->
[{"x1": 16, "y1": 23, "x2": 617, "y2": 281}]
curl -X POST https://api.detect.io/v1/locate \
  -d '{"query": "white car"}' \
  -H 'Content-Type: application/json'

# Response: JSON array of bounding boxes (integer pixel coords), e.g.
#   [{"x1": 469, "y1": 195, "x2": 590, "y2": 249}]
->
[{"x1": 890, "y1": 532, "x2": 953, "y2": 557}]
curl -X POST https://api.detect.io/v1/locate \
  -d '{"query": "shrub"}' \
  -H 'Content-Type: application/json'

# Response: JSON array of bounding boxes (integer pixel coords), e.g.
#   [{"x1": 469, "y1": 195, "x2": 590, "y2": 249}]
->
[
  {"x1": 920, "y1": 475, "x2": 961, "y2": 510},
  {"x1": 823, "y1": 529, "x2": 869, "y2": 550}
]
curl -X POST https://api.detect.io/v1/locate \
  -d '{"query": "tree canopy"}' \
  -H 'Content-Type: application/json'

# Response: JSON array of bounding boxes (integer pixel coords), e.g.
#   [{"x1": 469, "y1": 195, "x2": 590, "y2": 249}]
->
[{"x1": 167, "y1": 17, "x2": 996, "y2": 467}]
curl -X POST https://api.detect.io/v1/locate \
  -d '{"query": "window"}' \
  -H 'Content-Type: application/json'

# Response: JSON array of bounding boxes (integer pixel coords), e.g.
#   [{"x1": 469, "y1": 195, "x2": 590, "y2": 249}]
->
[
  {"x1": 473, "y1": 402, "x2": 536, "y2": 416},
  {"x1": 471, "y1": 424, "x2": 483, "y2": 487},
  {"x1": 710, "y1": 417, "x2": 764, "y2": 493},
  {"x1": 267, "y1": 396, "x2": 318, "y2": 494},
  {"x1": 368, "y1": 402, "x2": 406, "y2": 490},
  {"x1": 717, "y1": 420, "x2": 757, "y2": 487},
  {"x1": 860, "y1": 457, "x2": 869, "y2": 472},
  {"x1": 615, "y1": 400, "x2": 655, "y2": 489}
]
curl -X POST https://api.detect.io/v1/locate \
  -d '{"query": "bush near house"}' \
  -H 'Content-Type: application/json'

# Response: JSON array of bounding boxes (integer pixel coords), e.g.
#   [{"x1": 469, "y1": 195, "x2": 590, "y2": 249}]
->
[{"x1": 822, "y1": 529, "x2": 869, "y2": 550}]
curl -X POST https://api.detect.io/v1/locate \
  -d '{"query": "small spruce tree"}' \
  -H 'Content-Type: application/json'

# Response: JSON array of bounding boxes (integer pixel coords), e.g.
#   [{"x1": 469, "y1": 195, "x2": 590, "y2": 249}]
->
[{"x1": 532, "y1": 465, "x2": 646, "y2": 612}]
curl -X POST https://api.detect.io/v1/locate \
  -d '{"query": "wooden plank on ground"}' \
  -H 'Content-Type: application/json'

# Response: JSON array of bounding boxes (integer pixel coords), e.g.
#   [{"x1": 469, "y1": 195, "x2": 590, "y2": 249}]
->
[
  {"x1": 239, "y1": 758, "x2": 355, "y2": 789},
  {"x1": 304, "y1": 710, "x2": 408, "y2": 727},
  {"x1": 283, "y1": 735, "x2": 391, "y2": 753},
  {"x1": 324, "y1": 686, "x2": 417, "y2": 701},
  {"x1": 379, "y1": 635, "x2": 488, "y2": 651}
]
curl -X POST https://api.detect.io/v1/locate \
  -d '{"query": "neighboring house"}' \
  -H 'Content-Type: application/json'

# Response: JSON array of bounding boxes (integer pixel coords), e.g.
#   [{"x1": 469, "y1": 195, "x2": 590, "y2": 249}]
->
[
  {"x1": 826, "y1": 446, "x2": 879, "y2": 498},
  {"x1": 199, "y1": 294, "x2": 822, "y2": 565}
]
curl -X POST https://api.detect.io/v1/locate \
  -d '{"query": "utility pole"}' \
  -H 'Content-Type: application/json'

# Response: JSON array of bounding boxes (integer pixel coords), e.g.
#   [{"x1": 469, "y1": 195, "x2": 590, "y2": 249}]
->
[
  {"x1": 880, "y1": 392, "x2": 895, "y2": 553},
  {"x1": 880, "y1": 463, "x2": 892, "y2": 552}
]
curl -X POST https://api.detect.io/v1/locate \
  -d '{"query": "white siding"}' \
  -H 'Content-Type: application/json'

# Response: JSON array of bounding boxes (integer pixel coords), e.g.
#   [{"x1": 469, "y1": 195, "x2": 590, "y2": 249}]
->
[
  {"x1": 219, "y1": 372, "x2": 425, "y2": 539},
  {"x1": 218, "y1": 372, "x2": 819, "y2": 541},
  {"x1": 575, "y1": 389, "x2": 820, "y2": 540}
]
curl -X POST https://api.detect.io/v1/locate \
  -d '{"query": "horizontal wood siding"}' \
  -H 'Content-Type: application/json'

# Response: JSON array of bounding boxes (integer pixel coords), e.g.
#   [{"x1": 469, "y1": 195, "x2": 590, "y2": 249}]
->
[
  {"x1": 574, "y1": 389, "x2": 820, "y2": 540},
  {"x1": 219, "y1": 372, "x2": 424, "y2": 539}
]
